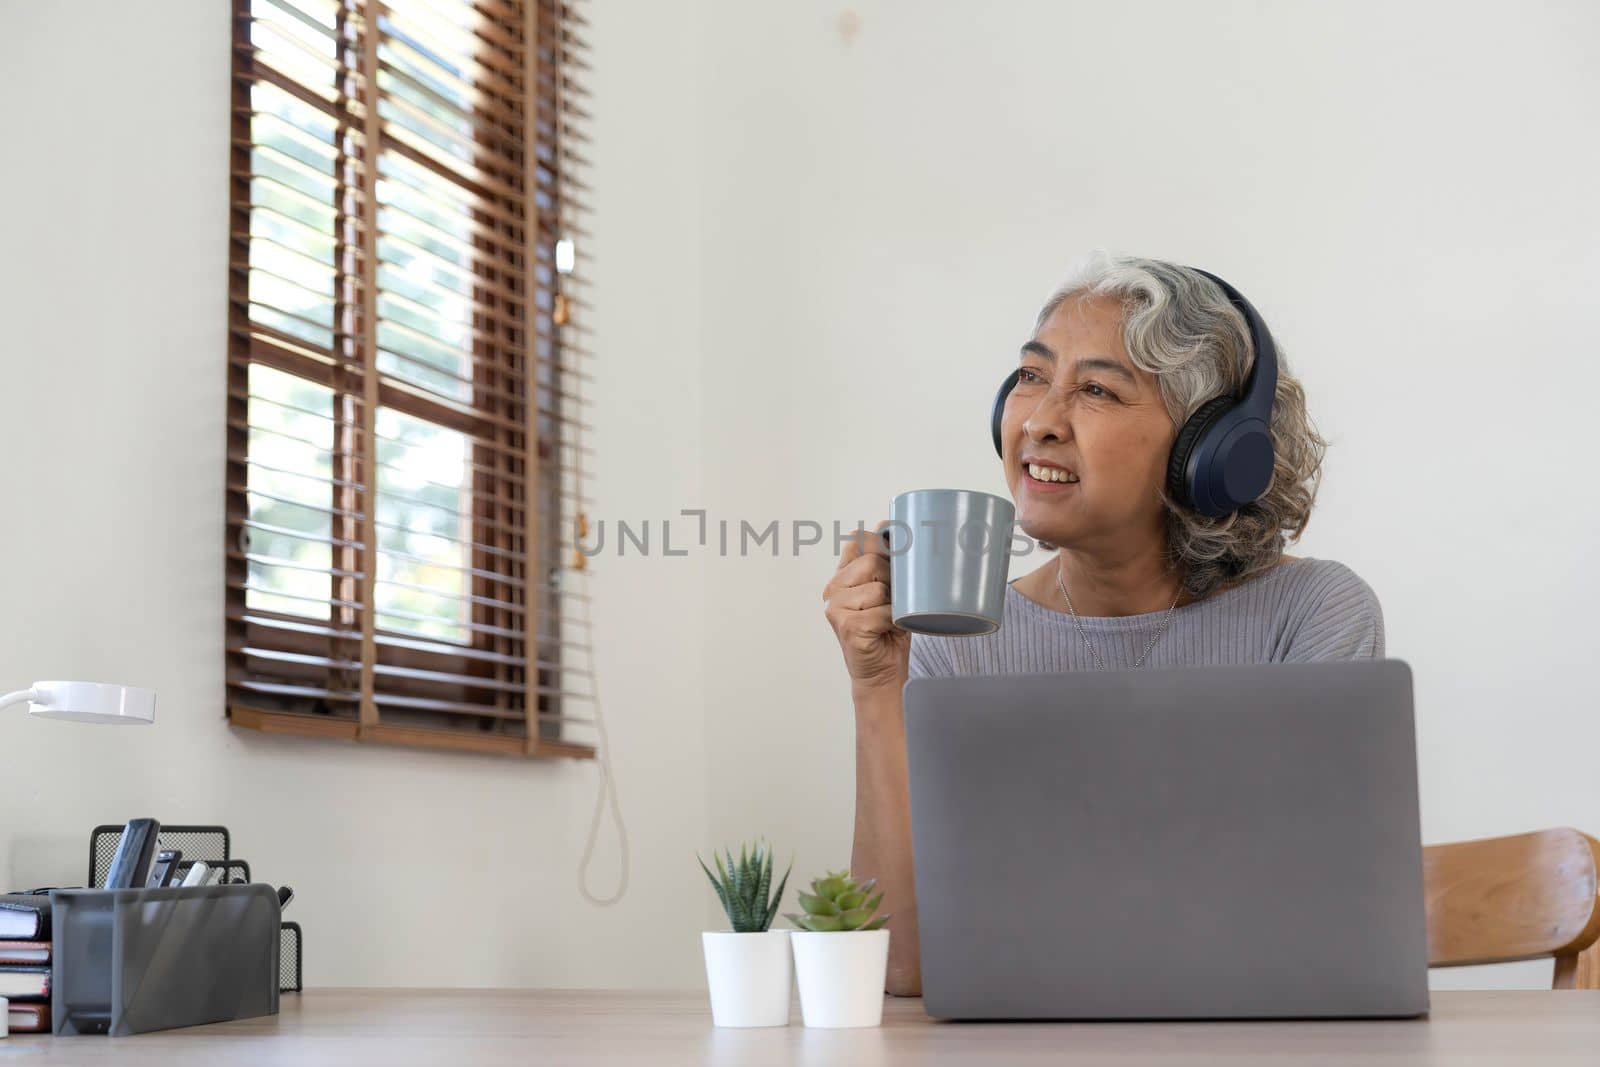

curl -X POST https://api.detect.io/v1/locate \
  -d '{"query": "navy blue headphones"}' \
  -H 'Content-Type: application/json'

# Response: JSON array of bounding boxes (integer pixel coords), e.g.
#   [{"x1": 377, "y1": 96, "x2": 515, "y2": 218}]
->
[{"x1": 990, "y1": 267, "x2": 1278, "y2": 520}]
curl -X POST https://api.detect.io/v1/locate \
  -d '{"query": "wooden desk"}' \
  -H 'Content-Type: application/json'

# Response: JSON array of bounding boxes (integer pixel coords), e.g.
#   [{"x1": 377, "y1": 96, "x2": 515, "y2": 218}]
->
[{"x1": 7, "y1": 989, "x2": 1598, "y2": 1065}]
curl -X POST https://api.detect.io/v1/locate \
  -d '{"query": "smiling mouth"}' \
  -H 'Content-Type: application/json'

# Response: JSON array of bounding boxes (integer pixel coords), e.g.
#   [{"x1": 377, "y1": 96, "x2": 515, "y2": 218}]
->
[{"x1": 1025, "y1": 462, "x2": 1079, "y2": 485}]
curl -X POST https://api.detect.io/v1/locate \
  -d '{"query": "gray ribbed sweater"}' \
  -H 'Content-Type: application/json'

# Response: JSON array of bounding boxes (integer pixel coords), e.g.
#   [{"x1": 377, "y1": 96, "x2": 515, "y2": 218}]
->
[{"x1": 908, "y1": 557, "x2": 1384, "y2": 678}]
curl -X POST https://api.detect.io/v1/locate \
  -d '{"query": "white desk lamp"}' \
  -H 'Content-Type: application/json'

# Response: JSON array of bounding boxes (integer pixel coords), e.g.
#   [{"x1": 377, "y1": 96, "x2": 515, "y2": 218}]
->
[{"x1": 0, "y1": 681, "x2": 155, "y2": 724}]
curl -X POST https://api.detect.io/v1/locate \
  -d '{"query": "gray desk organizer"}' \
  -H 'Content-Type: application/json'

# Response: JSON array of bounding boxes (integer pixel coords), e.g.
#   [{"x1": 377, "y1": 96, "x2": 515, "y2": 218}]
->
[
  {"x1": 51, "y1": 884, "x2": 281, "y2": 1036},
  {"x1": 87, "y1": 823, "x2": 302, "y2": 994}
]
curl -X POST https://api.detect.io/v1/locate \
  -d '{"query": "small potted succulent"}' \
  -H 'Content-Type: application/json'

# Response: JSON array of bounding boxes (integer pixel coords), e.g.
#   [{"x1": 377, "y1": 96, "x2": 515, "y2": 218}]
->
[
  {"x1": 699, "y1": 841, "x2": 793, "y2": 1027},
  {"x1": 786, "y1": 868, "x2": 891, "y2": 1028}
]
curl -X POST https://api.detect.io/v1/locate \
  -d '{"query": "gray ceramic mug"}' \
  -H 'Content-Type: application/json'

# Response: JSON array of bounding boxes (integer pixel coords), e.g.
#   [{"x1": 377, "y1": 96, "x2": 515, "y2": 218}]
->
[{"x1": 886, "y1": 489, "x2": 1015, "y2": 636}]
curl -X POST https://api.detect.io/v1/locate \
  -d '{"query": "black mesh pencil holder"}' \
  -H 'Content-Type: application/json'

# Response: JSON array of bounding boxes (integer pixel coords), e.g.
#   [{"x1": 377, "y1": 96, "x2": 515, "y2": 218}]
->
[
  {"x1": 89, "y1": 825, "x2": 231, "y2": 887},
  {"x1": 86, "y1": 824, "x2": 301, "y2": 992},
  {"x1": 280, "y1": 921, "x2": 303, "y2": 992}
]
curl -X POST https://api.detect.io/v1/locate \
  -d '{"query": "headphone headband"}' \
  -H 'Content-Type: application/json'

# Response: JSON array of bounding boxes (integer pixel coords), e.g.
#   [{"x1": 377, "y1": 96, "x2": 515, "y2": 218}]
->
[{"x1": 1187, "y1": 267, "x2": 1278, "y2": 426}]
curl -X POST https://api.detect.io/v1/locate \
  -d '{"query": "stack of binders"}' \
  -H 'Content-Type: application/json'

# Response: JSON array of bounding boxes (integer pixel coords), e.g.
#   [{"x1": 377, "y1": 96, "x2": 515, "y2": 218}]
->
[{"x1": 0, "y1": 893, "x2": 52, "y2": 1033}]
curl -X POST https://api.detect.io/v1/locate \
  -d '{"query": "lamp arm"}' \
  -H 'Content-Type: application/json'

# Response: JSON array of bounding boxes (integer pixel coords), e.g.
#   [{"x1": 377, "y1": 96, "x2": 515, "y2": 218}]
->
[{"x1": 0, "y1": 688, "x2": 41, "y2": 712}]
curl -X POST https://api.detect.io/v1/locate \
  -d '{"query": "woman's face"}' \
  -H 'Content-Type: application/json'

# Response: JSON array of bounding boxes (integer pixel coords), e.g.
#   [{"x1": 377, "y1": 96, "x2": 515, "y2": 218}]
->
[{"x1": 1000, "y1": 294, "x2": 1178, "y2": 552}]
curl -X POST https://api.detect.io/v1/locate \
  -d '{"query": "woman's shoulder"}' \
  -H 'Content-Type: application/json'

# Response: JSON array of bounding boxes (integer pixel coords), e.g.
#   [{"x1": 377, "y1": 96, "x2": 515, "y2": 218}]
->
[
  {"x1": 1270, "y1": 556, "x2": 1386, "y2": 660},
  {"x1": 1269, "y1": 556, "x2": 1381, "y2": 611},
  {"x1": 1172, "y1": 555, "x2": 1377, "y2": 619}
]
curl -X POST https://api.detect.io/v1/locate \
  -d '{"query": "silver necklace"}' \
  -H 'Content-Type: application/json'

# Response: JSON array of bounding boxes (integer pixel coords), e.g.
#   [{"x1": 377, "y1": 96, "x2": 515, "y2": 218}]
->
[{"x1": 1055, "y1": 559, "x2": 1184, "y2": 671}]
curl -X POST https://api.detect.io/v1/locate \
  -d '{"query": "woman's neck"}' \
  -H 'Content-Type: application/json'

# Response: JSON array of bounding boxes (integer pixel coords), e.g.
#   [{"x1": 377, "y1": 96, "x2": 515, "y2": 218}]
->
[{"x1": 1015, "y1": 542, "x2": 1189, "y2": 618}]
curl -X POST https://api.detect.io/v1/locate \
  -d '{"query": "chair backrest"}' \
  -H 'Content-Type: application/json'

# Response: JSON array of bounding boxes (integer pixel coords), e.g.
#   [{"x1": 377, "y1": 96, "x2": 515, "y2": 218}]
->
[{"x1": 1424, "y1": 827, "x2": 1600, "y2": 986}]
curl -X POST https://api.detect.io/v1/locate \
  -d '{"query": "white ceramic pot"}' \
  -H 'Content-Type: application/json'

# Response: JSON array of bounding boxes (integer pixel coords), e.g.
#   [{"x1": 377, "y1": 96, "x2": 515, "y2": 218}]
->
[
  {"x1": 790, "y1": 929, "x2": 891, "y2": 1028},
  {"x1": 701, "y1": 930, "x2": 792, "y2": 1027}
]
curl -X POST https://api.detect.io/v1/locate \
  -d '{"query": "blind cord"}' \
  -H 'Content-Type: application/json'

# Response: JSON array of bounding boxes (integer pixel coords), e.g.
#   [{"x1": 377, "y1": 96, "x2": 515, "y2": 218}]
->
[
  {"x1": 574, "y1": 561, "x2": 629, "y2": 906},
  {"x1": 550, "y1": 17, "x2": 623, "y2": 904}
]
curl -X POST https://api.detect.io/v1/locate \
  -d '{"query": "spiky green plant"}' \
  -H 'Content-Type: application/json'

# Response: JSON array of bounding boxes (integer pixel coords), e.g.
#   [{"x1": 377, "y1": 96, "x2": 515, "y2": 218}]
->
[
  {"x1": 698, "y1": 841, "x2": 792, "y2": 933},
  {"x1": 784, "y1": 869, "x2": 889, "y2": 932}
]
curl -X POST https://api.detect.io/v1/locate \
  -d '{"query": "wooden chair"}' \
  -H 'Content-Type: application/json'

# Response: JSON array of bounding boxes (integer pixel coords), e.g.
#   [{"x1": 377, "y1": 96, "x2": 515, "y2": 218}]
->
[{"x1": 1424, "y1": 827, "x2": 1600, "y2": 988}]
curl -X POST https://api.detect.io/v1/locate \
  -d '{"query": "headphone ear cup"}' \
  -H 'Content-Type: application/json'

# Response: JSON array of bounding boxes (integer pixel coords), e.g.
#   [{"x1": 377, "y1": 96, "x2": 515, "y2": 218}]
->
[
  {"x1": 991, "y1": 370, "x2": 1019, "y2": 458},
  {"x1": 1165, "y1": 396, "x2": 1234, "y2": 508}
]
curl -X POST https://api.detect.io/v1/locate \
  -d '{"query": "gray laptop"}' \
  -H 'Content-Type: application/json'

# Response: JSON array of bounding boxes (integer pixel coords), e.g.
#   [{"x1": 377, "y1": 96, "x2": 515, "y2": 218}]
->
[{"x1": 904, "y1": 660, "x2": 1429, "y2": 1020}]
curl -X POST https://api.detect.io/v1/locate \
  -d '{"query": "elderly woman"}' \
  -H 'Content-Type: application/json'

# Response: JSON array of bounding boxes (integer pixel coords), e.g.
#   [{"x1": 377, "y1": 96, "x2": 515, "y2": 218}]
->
[{"x1": 822, "y1": 253, "x2": 1383, "y2": 996}]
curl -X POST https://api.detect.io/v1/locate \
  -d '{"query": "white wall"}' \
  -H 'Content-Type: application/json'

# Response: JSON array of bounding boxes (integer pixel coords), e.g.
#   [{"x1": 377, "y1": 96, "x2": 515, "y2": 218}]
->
[
  {"x1": 2, "y1": 0, "x2": 1596, "y2": 992},
  {"x1": 692, "y1": 0, "x2": 1600, "y2": 990},
  {"x1": 0, "y1": 0, "x2": 709, "y2": 987}
]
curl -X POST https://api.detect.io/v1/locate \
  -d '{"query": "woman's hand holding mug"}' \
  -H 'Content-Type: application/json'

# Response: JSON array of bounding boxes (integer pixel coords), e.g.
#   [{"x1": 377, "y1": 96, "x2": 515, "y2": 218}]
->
[
  {"x1": 826, "y1": 492, "x2": 1015, "y2": 696},
  {"x1": 823, "y1": 519, "x2": 910, "y2": 696}
]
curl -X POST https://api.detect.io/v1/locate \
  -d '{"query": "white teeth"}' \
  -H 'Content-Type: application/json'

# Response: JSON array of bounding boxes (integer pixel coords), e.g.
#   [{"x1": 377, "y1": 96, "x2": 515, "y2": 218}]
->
[{"x1": 1028, "y1": 463, "x2": 1078, "y2": 484}]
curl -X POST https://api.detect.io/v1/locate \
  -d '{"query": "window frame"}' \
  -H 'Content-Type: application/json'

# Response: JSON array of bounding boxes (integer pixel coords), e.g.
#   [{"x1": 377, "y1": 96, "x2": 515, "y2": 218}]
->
[{"x1": 225, "y1": 0, "x2": 592, "y2": 759}]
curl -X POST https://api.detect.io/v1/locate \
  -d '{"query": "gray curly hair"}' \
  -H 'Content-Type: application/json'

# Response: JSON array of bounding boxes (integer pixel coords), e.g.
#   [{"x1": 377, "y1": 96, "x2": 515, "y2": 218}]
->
[{"x1": 1035, "y1": 252, "x2": 1327, "y2": 600}]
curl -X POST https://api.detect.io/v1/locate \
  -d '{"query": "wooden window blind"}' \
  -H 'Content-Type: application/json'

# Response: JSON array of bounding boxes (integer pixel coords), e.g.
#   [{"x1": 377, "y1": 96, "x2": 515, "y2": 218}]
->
[{"x1": 226, "y1": 0, "x2": 595, "y2": 758}]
